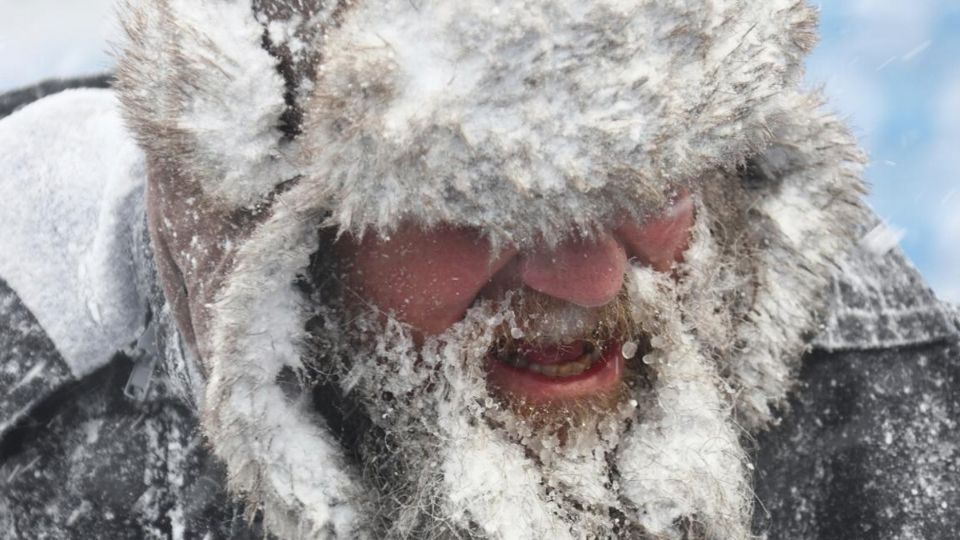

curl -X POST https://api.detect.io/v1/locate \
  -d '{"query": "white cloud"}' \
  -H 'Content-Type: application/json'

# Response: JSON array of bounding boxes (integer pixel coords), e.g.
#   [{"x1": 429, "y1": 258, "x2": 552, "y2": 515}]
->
[
  {"x1": 0, "y1": 0, "x2": 119, "y2": 91},
  {"x1": 847, "y1": 0, "x2": 939, "y2": 55}
]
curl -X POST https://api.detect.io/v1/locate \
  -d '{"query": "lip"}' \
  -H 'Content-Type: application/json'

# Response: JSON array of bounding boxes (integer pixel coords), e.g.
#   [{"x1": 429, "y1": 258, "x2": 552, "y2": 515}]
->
[{"x1": 486, "y1": 340, "x2": 624, "y2": 404}]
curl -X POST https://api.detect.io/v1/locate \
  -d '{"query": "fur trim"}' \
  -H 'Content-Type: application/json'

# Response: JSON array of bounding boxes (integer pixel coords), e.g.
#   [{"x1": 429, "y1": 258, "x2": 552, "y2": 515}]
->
[
  {"x1": 119, "y1": 0, "x2": 819, "y2": 246},
  {"x1": 116, "y1": 0, "x2": 300, "y2": 207},
  {"x1": 302, "y1": 0, "x2": 818, "y2": 245},
  {"x1": 726, "y1": 91, "x2": 868, "y2": 428},
  {"x1": 201, "y1": 201, "x2": 363, "y2": 538}
]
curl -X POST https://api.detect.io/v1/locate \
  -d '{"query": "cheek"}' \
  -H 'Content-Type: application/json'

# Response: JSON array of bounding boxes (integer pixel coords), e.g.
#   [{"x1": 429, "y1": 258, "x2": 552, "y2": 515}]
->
[
  {"x1": 336, "y1": 225, "x2": 515, "y2": 336},
  {"x1": 615, "y1": 191, "x2": 695, "y2": 272}
]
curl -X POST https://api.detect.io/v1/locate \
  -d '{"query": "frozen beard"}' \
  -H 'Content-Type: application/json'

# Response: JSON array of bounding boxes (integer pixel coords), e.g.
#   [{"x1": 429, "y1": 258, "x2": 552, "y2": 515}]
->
[{"x1": 303, "y1": 198, "x2": 756, "y2": 539}]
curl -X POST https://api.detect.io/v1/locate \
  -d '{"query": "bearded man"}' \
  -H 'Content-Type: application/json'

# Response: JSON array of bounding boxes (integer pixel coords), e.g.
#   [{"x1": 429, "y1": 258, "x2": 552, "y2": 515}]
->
[{"x1": 1, "y1": 0, "x2": 958, "y2": 538}]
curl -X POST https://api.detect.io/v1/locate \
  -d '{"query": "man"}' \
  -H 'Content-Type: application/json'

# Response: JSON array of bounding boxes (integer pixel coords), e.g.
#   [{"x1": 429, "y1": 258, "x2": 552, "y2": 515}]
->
[{"x1": 1, "y1": 0, "x2": 957, "y2": 538}]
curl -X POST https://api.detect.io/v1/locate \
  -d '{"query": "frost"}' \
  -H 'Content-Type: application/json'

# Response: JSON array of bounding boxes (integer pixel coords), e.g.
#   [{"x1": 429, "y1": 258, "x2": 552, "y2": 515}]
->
[
  {"x1": 65, "y1": 500, "x2": 92, "y2": 527},
  {"x1": 9, "y1": 360, "x2": 46, "y2": 393}
]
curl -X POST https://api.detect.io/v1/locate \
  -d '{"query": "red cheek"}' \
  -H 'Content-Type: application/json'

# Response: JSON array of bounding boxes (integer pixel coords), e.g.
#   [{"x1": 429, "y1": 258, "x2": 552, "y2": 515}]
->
[
  {"x1": 335, "y1": 224, "x2": 515, "y2": 336},
  {"x1": 615, "y1": 191, "x2": 694, "y2": 272}
]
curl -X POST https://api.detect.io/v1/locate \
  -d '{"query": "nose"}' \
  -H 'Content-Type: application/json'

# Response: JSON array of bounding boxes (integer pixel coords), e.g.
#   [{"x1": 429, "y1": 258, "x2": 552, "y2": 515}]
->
[
  {"x1": 515, "y1": 191, "x2": 694, "y2": 308},
  {"x1": 519, "y1": 232, "x2": 627, "y2": 308}
]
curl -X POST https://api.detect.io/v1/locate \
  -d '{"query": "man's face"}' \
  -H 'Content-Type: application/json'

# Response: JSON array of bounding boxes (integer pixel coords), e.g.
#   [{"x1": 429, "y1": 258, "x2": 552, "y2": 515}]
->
[
  {"x1": 311, "y1": 185, "x2": 757, "y2": 538},
  {"x1": 333, "y1": 191, "x2": 694, "y2": 407}
]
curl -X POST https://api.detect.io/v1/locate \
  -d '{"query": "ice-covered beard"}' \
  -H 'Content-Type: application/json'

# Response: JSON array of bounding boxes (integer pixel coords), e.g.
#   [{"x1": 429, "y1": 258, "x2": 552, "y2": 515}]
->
[{"x1": 304, "y1": 202, "x2": 755, "y2": 539}]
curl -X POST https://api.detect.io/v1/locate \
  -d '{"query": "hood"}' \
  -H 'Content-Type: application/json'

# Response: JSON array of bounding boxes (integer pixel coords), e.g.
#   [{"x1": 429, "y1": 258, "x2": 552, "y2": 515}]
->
[
  {"x1": 118, "y1": 0, "x2": 819, "y2": 246},
  {"x1": 116, "y1": 1, "x2": 868, "y2": 538}
]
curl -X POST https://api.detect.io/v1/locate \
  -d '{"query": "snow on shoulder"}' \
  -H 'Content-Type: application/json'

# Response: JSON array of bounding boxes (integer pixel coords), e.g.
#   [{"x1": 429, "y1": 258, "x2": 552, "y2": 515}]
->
[{"x1": 0, "y1": 88, "x2": 148, "y2": 377}]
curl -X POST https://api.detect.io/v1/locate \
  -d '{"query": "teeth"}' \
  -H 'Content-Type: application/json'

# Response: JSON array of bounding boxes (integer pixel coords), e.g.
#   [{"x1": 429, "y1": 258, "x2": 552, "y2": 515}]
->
[
  {"x1": 494, "y1": 340, "x2": 628, "y2": 379},
  {"x1": 501, "y1": 351, "x2": 597, "y2": 378}
]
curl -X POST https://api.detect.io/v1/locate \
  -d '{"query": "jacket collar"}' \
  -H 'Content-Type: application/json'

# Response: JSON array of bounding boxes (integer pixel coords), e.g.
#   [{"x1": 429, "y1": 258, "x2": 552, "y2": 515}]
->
[{"x1": 814, "y1": 234, "x2": 958, "y2": 351}]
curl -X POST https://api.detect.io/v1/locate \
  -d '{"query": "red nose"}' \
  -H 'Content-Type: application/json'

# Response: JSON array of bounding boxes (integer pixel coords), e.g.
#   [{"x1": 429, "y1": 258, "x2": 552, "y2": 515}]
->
[
  {"x1": 519, "y1": 233, "x2": 627, "y2": 308},
  {"x1": 512, "y1": 191, "x2": 694, "y2": 308}
]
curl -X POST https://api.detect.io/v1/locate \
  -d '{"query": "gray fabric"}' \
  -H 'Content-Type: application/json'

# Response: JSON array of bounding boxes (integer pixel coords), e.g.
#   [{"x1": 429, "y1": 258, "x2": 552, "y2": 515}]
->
[
  {"x1": 0, "y1": 352, "x2": 261, "y2": 539},
  {"x1": 755, "y1": 334, "x2": 960, "y2": 539},
  {"x1": 814, "y1": 245, "x2": 957, "y2": 351},
  {"x1": 755, "y1": 246, "x2": 960, "y2": 539},
  {"x1": 0, "y1": 279, "x2": 74, "y2": 440},
  {"x1": 0, "y1": 219, "x2": 259, "y2": 540}
]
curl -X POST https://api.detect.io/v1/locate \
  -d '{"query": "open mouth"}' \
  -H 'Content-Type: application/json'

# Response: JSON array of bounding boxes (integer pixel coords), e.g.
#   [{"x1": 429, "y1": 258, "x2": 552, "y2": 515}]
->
[{"x1": 486, "y1": 337, "x2": 644, "y2": 403}]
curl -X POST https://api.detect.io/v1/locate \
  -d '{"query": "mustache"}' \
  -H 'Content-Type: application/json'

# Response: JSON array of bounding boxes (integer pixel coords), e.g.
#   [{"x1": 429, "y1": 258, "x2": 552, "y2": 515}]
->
[{"x1": 489, "y1": 287, "x2": 643, "y2": 356}]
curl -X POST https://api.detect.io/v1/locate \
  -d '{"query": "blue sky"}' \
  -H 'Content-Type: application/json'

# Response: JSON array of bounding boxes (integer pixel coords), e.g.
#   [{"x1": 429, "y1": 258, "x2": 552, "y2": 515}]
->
[
  {"x1": 1, "y1": 1, "x2": 957, "y2": 301},
  {"x1": 806, "y1": 0, "x2": 960, "y2": 302}
]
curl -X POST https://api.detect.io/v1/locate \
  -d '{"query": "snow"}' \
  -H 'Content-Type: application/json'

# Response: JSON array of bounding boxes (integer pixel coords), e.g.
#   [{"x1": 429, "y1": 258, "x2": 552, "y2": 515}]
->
[
  {"x1": 8, "y1": 361, "x2": 47, "y2": 393},
  {"x1": 817, "y1": 248, "x2": 958, "y2": 351},
  {"x1": 616, "y1": 266, "x2": 750, "y2": 538},
  {"x1": 0, "y1": 89, "x2": 148, "y2": 377},
  {"x1": 170, "y1": 0, "x2": 295, "y2": 207},
  {"x1": 901, "y1": 39, "x2": 934, "y2": 62},
  {"x1": 861, "y1": 222, "x2": 907, "y2": 256}
]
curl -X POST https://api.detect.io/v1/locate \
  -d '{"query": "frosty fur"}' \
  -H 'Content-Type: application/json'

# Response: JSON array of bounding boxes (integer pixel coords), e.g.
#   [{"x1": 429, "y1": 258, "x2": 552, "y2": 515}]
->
[
  {"x1": 118, "y1": 0, "x2": 819, "y2": 246},
  {"x1": 116, "y1": 0, "x2": 868, "y2": 538}
]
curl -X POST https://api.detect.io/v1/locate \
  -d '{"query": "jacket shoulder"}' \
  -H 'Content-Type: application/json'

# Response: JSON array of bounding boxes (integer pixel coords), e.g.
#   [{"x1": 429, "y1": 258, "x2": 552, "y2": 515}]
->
[
  {"x1": 755, "y1": 335, "x2": 960, "y2": 539},
  {"x1": 814, "y1": 241, "x2": 958, "y2": 351},
  {"x1": 0, "y1": 86, "x2": 149, "y2": 379},
  {"x1": 756, "y1": 238, "x2": 960, "y2": 538}
]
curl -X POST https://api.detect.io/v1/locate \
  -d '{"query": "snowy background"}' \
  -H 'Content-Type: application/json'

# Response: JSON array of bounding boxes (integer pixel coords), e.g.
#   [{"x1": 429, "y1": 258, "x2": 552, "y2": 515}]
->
[{"x1": 0, "y1": 0, "x2": 957, "y2": 302}]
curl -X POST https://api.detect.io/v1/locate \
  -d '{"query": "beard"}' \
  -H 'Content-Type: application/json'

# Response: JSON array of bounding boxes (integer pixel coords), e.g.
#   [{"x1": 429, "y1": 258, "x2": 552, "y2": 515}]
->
[{"x1": 301, "y1": 187, "x2": 762, "y2": 539}]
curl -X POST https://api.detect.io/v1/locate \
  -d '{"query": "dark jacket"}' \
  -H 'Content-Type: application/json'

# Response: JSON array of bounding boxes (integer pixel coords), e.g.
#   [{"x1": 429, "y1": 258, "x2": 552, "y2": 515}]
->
[{"x1": 1, "y1": 82, "x2": 958, "y2": 540}]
